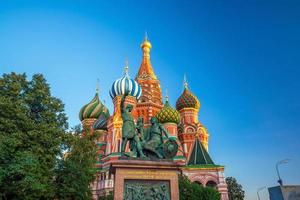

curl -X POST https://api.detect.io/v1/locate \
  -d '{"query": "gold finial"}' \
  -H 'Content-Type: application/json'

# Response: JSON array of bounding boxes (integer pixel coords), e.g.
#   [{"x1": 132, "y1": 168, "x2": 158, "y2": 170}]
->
[
  {"x1": 124, "y1": 58, "x2": 129, "y2": 74},
  {"x1": 184, "y1": 74, "x2": 188, "y2": 89},
  {"x1": 165, "y1": 88, "x2": 169, "y2": 102},
  {"x1": 141, "y1": 32, "x2": 152, "y2": 51},
  {"x1": 96, "y1": 78, "x2": 100, "y2": 94}
]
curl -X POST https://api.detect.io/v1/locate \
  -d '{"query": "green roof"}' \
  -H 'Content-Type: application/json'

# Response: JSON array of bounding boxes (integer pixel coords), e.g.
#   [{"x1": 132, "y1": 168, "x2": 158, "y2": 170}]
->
[
  {"x1": 188, "y1": 139, "x2": 214, "y2": 165},
  {"x1": 183, "y1": 164, "x2": 224, "y2": 169}
]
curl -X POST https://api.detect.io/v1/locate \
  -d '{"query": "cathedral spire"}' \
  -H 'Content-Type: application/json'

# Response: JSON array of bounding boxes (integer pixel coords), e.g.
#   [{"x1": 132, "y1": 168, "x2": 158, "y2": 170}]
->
[
  {"x1": 124, "y1": 58, "x2": 129, "y2": 75},
  {"x1": 141, "y1": 31, "x2": 151, "y2": 57},
  {"x1": 135, "y1": 34, "x2": 163, "y2": 123},
  {"x1": 96, "y1": 78, "x2": 100, "y2": 95},
  {"x1": 165, "y1": 88, "x2": 169, "y2": 102},
  {"x1": 144, "y1": 31, "x2": 148, "y2": 41},
  {"x1": 183, "y1": 74, "x2": 188, "y2": 89},
  {"x1": 136, "y1": 34, "x2": 157, "y2": 80}
]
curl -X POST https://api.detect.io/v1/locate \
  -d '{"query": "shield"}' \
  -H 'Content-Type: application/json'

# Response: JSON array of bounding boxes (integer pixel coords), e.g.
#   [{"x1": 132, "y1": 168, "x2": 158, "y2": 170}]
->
[{"x1": 163, "y1": 139, "x2": 179, "y2": 159}]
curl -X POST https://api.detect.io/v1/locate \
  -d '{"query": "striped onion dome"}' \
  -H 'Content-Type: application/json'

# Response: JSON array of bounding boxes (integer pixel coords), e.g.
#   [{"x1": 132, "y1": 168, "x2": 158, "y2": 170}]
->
[
  {"x1": 156, "y1": 98, "x2": 180, "y2": 124},
  {"x1": 176, "y1": 82, "x2": 200, "y2": 111},
  {"x1": 93, "y1": 110, "x2": 110, "y2": 130},
  {"x1": 109, "y1": 65, "x2": 142, "y2": 100},
  {"x1": 79, "y1": 93, "x2": 110, "y2": 121}
]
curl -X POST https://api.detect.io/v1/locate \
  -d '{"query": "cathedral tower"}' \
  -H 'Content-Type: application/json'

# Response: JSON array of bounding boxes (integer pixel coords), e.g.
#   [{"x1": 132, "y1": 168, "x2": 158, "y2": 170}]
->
[
  {"x1": 176, "y1": 77, "x2": 209, "y2": 157},
  {"x1": 156, "y1": 91, "x2": 185, "y2": 161},
  {"x1": 135, "y1": 35, "x2": 163, "y2": 125}
]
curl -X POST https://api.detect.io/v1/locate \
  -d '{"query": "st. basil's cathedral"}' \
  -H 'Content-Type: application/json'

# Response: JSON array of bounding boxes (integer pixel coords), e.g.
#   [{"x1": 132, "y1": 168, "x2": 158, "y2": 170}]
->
[{"x1": 79, "y1": 36, "x2": 229, "y2": 200}]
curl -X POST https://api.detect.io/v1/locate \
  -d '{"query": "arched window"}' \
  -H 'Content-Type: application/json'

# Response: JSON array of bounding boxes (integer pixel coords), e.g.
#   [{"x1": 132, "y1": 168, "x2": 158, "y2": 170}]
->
[
  {"x1": 186, "y1": 127, "x2": 194, "y2": 133},
  {"x1": 206, "y1": 180, "x2": 217, "y2": 189}
]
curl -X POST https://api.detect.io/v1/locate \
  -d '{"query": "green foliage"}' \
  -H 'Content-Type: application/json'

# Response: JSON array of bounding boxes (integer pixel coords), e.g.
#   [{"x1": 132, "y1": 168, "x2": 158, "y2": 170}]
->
[
  {"x1": 98, "y1": 192, "x2": 114, "y2": 200},
  {"x1": 54, "y1": 126, "x2": 99, "y2": 200},
  {"x1": 179, "y1": 175, "x2": 220, "y2": 200},
  {"x1": 0, "y1": 73, "x2": 68, "y2": 199},
  {"x1": 226, "y1": 177, "x2": 245, "y2": 200},
  {"x1": 0, "y1": 73, "x2": 99, "y2": 200}
]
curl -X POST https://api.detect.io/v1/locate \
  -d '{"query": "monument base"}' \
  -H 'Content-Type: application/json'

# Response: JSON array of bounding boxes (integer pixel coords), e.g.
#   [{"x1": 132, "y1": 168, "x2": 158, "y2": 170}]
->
[{"x1": 111, "y1": 159, "x2": 183, "y2": 200}]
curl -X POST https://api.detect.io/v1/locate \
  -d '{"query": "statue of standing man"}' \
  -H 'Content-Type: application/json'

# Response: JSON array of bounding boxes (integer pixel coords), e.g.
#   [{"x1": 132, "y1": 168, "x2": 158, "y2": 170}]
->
[{"x1": 120, "y1": 95, "x2": 146, "y2": 158}]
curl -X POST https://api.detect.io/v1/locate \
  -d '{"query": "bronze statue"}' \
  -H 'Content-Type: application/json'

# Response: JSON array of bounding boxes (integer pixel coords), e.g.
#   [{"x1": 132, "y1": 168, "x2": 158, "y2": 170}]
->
[
  {"x1": 120, "y1": 95, "x2": 145, "y2": 158},
  {"x1": 136, "y1": 117, "x2": 145, "y2": 141},
  {"x1": 120, "y1": 95, "x2": 178, "y2": 159},
  {"x1": 143, "y1": 117, "x2": 170, "y2": 159}
]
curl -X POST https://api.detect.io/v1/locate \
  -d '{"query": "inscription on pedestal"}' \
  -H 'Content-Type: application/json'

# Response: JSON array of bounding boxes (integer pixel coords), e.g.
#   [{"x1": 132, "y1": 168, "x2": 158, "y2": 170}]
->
[
  {"x1": 118, "y1": 169, "x2": 176, "y2": 179},
  {"x1": 112, "y1": 161, "x2": 181, "y2": 200}
]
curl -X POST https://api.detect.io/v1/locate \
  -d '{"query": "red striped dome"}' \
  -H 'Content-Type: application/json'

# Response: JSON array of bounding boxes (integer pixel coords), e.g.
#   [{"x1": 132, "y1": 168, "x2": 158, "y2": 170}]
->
[{"x1": 176, "y1": 86, "x2": 200, "y2": 111}]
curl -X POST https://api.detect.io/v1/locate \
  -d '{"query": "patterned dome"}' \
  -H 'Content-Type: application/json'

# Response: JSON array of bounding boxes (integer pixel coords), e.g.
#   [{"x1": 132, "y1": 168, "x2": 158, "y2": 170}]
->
[
  {"x1": 156, "y1": 100, "x2": 180, "y2": 124},
  {"x1": 79, "y1": 93, "x2": 110, "y2": 121},
  {"x1": 176, "y1": 84, "x2": 200, "y2": 111},
  {"x1": 109, "y1": 66, "x2": 142, "y2": 100},
  {"x1": 93, "y1": 110, "x2": 110, "y2": 130}
]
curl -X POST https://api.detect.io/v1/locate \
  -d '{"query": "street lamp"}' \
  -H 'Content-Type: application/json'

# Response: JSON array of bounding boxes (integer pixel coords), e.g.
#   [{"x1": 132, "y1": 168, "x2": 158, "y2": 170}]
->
[
  {"x1": 276, "y1": 159, "x2": 290, "y2": 186},
  {"x1": 257, "y1": 186, "x2": 266, "y2": 200}
]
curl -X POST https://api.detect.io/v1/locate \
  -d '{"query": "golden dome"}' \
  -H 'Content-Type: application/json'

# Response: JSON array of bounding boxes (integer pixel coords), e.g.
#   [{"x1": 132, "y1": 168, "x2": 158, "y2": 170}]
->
[
  {"x1": 141, "y1": 39, "x2": 152, "y2": 49},
  {"x1": 140, "y1": 32, "x2": 152, "y2": 50}
]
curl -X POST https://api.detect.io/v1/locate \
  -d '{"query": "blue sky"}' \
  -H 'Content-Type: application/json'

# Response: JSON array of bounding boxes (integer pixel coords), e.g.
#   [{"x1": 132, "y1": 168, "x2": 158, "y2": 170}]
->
[{"x1": 1, "y1": 1, "x2": 299, "y2": 199}]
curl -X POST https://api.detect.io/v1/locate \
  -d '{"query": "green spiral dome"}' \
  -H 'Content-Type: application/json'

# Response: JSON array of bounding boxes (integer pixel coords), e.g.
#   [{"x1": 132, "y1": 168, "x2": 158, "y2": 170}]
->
[
  {"x1": 156, "y1": 100, "x2": 180, "y2": 124},
  {"x1": 79, "y1": 93, "x2": 109, "y2": 121}
]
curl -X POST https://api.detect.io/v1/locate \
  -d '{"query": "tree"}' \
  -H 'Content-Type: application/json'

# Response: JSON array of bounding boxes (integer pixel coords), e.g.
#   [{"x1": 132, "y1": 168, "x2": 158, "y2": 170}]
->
[
  {"x1": 226, "y1": 177, "x2": 245, "y2": 200},
  {"x1": 54, "y1": 125, "x2": 99, "y2": 200},
  {"x1": 0, "y1": 72, "x2": 102, "y2": 200},
  {"x1": 98, "y1": 192, "x2": 114, "y2": 200},
  {"x1": 0, "y1": 73, "x2": 68, "y2": 199},
  {"x1": 179, "y1": 175, "x2": 220, "y2": 200}
]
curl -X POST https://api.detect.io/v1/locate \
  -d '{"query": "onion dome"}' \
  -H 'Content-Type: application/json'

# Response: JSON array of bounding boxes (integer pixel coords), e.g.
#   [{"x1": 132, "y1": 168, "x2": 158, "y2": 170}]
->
[
  {"x1": 109, "y1": 63, "x2": 142, "y2": 100},
  {"x1": 79, "y1": 86, "x2": 110, "y2": 121},
  {"x1": 93, "y1": 109, "x2": 110, "y2": 130},
  {"x1": 176, "y1": 78, "x2": 200, "y2": 111},
  {"x1": 141, "y1": 34, "x2": 152, "y2": 50},
  {"x1": 156, "y1": 92, "x2": 180, "y2": 124}
]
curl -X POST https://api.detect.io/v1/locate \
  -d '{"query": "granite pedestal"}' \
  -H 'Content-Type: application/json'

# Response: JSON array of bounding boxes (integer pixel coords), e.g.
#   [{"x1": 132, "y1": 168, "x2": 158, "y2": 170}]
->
[{"x1": 111, "y1": 159, "x2": 182, "y2": 200}]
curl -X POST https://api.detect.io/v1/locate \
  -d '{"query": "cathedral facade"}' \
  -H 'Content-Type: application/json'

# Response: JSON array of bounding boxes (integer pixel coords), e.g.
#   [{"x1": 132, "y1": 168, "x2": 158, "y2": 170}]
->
[{"x1": 79, "y1": 36, "x2": 228, "y2": 200}]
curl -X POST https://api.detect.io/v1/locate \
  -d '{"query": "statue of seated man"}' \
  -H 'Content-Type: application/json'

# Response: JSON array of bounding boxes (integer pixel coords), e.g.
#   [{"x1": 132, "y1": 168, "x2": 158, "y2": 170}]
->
[
  {"x1": 120, "y1": 95, "x2": 145, "y2": 158},
  {"x1": 143, "y1": 117, "x2": 170, "y2": 159}
]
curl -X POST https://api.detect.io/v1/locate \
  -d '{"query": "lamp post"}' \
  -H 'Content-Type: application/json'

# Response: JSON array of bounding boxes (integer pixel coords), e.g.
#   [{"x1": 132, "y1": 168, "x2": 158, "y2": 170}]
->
[
  {"x1": 276, "y1": 159, "x2": 290, "y2": 186},
  {"x1": 257, "y1": 186, "x2": 266, "y2": 200}
]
